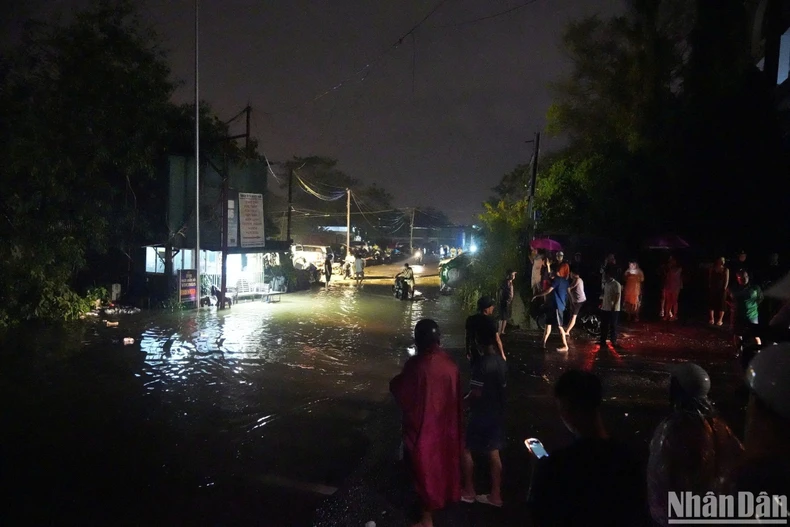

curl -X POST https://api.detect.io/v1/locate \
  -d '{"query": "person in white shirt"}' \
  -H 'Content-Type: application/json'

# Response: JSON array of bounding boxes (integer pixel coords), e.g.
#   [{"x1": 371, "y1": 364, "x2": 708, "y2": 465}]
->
[
  {"x1": 354, "y1": 253, "x2": 365, "y2": 285},
  {"x1": 565, "y1": 268, "x2": 587, "y2": 337},
  {"x1": 599, "y1": 265, "x2": 622, "y2": 347}
]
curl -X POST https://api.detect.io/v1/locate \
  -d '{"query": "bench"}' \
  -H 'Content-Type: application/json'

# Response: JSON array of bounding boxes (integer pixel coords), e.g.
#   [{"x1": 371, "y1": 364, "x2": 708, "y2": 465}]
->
[
  {"x1": 262, "y1": 283, "x2": 283, "y2": 303},
  {"x1": 233, "y1": 279, "x2": 259, "y2": 303}
]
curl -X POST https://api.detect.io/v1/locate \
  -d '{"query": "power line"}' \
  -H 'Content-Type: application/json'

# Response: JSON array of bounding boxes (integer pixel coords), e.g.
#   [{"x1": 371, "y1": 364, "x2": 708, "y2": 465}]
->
[
  {"x1": 260, "y1": 0, "x2": 450, "y2": 117},
  {"x1": 434, "y1": 0, "x2": 541, "y2": 28}
]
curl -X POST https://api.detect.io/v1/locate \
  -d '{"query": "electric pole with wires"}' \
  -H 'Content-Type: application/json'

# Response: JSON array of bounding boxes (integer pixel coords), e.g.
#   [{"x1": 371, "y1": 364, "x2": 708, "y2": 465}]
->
[
  {"x1": 346, "y1": 189, "x2": 351, "y2": 261},
  {"x1": 410, "y1": 208, "x2": 416, "y2": 255}
]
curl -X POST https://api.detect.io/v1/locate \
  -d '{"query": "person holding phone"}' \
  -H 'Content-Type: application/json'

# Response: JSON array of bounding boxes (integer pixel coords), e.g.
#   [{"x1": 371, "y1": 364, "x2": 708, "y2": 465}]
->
[
  {"x1": 528, "y1": 370, "x2": 647, "y2": 526},
  {"x1": 460, "y1": 335, "x2": 508, "y2": 508}
]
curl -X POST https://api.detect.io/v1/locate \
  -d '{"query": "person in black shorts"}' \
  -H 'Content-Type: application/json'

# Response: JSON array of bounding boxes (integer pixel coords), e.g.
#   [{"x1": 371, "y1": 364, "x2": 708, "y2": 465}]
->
[
  {"x1": 465, "y1": 296, "x2": 505, "y2": 366},
  {"x1": 461, "y1": 340, "x2": 507, "y2": 508},
  {"x1": 535, "y1": 263, "x2": 571, "y2": 352}
]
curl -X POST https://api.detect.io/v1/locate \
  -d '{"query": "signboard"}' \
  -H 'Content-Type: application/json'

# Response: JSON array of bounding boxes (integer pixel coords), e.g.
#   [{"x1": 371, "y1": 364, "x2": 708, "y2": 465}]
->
[
  {"x1": 227, "y1": 200, "x2": 238, "y2": 247},
  {"x1": 238, "y1": 193, "x2": 264, "y2": 247},
  {"x1": 179, "y1": 269, "x2": 198, "y2": 304}
]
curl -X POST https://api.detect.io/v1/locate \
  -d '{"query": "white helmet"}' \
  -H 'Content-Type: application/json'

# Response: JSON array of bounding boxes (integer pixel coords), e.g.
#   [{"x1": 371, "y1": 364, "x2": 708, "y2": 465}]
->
[
  {"x1": 669, "y1": 362, "x2": 711, "y2": 399},
  {"x1": 745, "y1": 343, "x2": 790, "y2": 421}
]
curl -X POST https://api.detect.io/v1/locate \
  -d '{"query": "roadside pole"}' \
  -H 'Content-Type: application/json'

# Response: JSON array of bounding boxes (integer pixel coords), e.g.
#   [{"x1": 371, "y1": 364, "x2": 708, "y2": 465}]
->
[
  {"x1": 220, "y1": 153, "x2": 229, "y2": 309},
  {"x1": 346, "y1": 189, "x2": 351, "y2": 260},
  {"x1": 194, "y1": 0, "x2": 200, "y2": 308},
  {"x1": 410, "y1": 208, "x2": 415, "y2": 254},
  {"x1": 523, "y1": 132, "x2": 540, "y2": 329},
  {"x1": 286, "y1": 169, "x2": 293, "y2": 242}
]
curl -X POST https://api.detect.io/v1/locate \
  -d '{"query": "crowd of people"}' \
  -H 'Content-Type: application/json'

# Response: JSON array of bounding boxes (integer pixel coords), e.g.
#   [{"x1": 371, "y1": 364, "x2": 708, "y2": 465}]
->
[
  {"x1": 528, "y1": 248, "x2": 788, "y2": 350},
  {"x1": 390, "y1": 317, "x2": 790, "y2": 527}
]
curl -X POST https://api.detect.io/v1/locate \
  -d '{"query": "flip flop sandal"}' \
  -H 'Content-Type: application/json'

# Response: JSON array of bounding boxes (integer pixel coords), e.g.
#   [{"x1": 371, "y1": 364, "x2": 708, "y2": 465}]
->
[
  {"x1": 460, "y1": 495, "x2": 476, "y2": 504},
  {"x1": 475, "y1": 494, "x2": 503, "y2": 508}
]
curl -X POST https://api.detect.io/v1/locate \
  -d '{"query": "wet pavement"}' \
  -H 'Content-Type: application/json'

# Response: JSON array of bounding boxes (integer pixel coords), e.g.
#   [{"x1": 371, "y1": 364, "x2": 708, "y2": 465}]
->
[{"x1": 0, "y1": 262, "x2": 748, "y2": 526}]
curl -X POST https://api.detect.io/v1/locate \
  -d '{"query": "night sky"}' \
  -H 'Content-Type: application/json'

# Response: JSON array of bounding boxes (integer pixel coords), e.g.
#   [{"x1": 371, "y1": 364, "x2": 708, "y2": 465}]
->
[{"x1": 2, "y1": 0, "x2": 623, "y2": 224}]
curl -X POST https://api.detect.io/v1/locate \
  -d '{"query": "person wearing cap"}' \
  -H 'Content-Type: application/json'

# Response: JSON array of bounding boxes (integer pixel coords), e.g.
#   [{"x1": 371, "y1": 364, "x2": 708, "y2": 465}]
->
[
  {"x1": 465, "y1": 296, "x2": 505, "y2": 366},
  {"x1": 498, "y1": 269, "x2": 516, "y2": 335},
  {"x1": 554, "y1": 251, "x2": 565, "y2": 268},
  {"x1": 390, "y1": 319, "x2": 464, "y2": 527},
  {"x1": 461, "y1": 315, "x2": 509, "y2": 508},
  {"x1": 728, "y1": 343, "x2": 790, "y2": 497},
  {"x1": 647, "y1": 363, "x2": 743, "y2": 526}
]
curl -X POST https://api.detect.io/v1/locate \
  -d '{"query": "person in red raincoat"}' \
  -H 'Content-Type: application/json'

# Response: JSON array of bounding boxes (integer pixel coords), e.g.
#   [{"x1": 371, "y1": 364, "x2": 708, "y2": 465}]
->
[{"x1": 390, "y1": 319, "x2": 464, "y2": 527}]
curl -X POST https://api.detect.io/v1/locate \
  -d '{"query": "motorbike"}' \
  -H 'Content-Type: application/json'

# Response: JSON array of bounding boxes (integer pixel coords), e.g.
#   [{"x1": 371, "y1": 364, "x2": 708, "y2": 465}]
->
[
  {"x1": 339, "y1": 260, "x2": 352, "y2": 280},
  {"x1": 393, "y1": 276, "x2": 412, "y2": 300},
  {"x1": 529, "y1": 297, "x2": 601, "y2": 338}
]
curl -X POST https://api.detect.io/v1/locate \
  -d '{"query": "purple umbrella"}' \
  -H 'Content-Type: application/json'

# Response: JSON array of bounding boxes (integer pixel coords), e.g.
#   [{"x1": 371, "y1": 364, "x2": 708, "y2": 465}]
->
[
  {"x1": 644, "y1": 235, "x2": 690, "y2": 250},
  {"x1": 531, "y1": 238, "x2": 563, "y2": 251}
]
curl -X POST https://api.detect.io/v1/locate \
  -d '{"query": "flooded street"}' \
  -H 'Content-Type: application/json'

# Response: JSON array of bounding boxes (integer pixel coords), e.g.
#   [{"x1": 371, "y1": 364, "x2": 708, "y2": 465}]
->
[
  {"x1": 1, "y1": 264, "x2": 457, "y2": 526},
  {"x1": 1, "y1": 262, "x2": 749, "y2": 526}
]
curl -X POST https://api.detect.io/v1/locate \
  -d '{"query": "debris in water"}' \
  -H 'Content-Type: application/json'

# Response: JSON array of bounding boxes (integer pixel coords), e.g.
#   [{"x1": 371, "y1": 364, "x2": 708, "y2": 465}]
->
[
  {"x1": 123, "y1": 338, "x2": 135, "y2": 345},
  {"x1": 105, "y1": 321, "x2": 119, "y2": 327}
]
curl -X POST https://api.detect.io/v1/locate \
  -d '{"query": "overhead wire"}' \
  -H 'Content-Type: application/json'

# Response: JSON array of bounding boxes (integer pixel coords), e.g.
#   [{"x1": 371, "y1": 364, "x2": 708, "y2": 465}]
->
[
  {"x1": 260, "y1": 0, "x2": 451, "y2": 117},
  {"x1": 433, "y1": 0, "x2": 541, "y2": 28},
  {"x1": 294, "y1": 172, "x2": 347, "y2": 201}
]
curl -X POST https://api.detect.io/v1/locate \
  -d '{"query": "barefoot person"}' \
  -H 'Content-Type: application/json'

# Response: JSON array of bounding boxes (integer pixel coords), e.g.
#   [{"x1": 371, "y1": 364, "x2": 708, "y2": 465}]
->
[
  {"x1": 390, "y1": 319, "x2": 464, "y2": 527},
  {"x1": 536, "y1": 262, "x2": 571, "y2": 352},
  {"x1": 461, "y1": 332, "x2": 508, "y2": 508}
]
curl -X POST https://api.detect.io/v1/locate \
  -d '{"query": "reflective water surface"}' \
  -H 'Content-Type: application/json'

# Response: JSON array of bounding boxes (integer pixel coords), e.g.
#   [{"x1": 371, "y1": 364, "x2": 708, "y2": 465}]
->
[{"x1": 1, "y1": 282, "x2": 460, "y2": 526}]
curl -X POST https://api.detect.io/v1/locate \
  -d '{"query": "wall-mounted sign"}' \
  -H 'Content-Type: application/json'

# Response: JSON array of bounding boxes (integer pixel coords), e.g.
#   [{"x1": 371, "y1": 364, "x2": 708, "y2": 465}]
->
[
  {"x1": 238, "y1": 193, "x2": 264, "y2": 247},
  {"x1": 179, "y1": 269, "x2": 198, "y2": 304},
  {"x1": 228, "y1": 200, "x2": 238, "y2": 247}
]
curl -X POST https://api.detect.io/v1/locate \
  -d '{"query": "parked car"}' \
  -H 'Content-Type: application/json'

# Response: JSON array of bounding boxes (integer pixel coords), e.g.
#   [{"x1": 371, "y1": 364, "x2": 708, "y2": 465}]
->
[{"x1": 291, "y1": 244, "x2": 328, "y2": 270}]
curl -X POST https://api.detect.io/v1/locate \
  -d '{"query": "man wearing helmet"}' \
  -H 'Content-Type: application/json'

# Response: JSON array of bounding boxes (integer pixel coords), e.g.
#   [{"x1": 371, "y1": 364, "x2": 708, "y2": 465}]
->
[
  {"x1": 647, "y1": 362, "x2": 743, "y2": 526},
  {"x1": 390, "y1": 319, "x2": 464, "y2": 527},
  {"x1": 729, "y1": 344, "x2": 790, "y2": 496}
]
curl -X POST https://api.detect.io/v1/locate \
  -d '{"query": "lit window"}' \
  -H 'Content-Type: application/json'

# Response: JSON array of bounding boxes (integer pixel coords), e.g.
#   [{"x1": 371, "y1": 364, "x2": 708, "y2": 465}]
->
[{"x1": 145, "y1": 247, "x2": 166, "y2": 274}]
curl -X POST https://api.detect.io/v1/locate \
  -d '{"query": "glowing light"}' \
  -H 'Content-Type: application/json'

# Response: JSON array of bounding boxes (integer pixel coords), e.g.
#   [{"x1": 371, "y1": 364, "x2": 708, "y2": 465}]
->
[
  {"x1": 470, "y1": 244, "x2": 478, "y2": 253},
  {"x1": 407, "y1": 345, "x2": 416, "y2": 356},
  {"x1": 414, "y1": 250, "x2": 422, "y2": 259}
]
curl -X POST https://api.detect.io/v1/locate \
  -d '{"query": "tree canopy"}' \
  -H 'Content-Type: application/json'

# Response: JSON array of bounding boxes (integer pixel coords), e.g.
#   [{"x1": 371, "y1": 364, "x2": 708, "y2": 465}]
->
[
  {"x1": 0, "y1": 0, "x2": 250, "y2": 325},
  {"x1": 523, "y1": 0, "x2": 787, "y2": 250}
]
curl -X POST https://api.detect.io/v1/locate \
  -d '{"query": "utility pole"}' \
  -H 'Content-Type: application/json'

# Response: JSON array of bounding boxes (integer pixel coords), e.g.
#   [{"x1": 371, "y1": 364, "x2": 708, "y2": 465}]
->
[
  {"x1": 286, "y1": 169, "x2": 293, "y2": 242},
  {"x1": 245, "y1": 105, "x2": 251, "y2": 151},
  {"x1": 525, "y1": 132, "x2": 541, "y2": 242},
  {"x1": 220, "y1": 153, "x2": 229, "y2": 309},
  {"x1": 410, "y1": 208, "x2": 415, "y2": 254},
  {"x1": 346, "y1": 188, "x2": 351, "y2": 260},
  {"x1": 194, "y1": 0, "x2": 201, "y2": 308},
  {"x1": 217, "y1": 104, "x2": 252, "y2": 309}
]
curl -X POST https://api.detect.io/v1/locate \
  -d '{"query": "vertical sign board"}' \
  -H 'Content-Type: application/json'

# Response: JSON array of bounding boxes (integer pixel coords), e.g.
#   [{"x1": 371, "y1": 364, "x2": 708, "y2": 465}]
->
[
  {"x1": 238, "y1": 193, "x2": 265, "y2": 247},
  {"x1": 179, "y1": 269, "x2": 198, "y2": 304},
  {"x1": 227, "y1": 200, "x2": 238, "y2": 247}
]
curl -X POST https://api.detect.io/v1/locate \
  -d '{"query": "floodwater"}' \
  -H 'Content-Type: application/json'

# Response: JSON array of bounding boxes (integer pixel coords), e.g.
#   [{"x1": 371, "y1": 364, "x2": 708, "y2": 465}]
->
[
  {"x1": 1, "y1": 273, "x2": 460, "y2": 526},
  {"x1": 1, "y1": 263, "x2": 751, "y2": 526}
]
